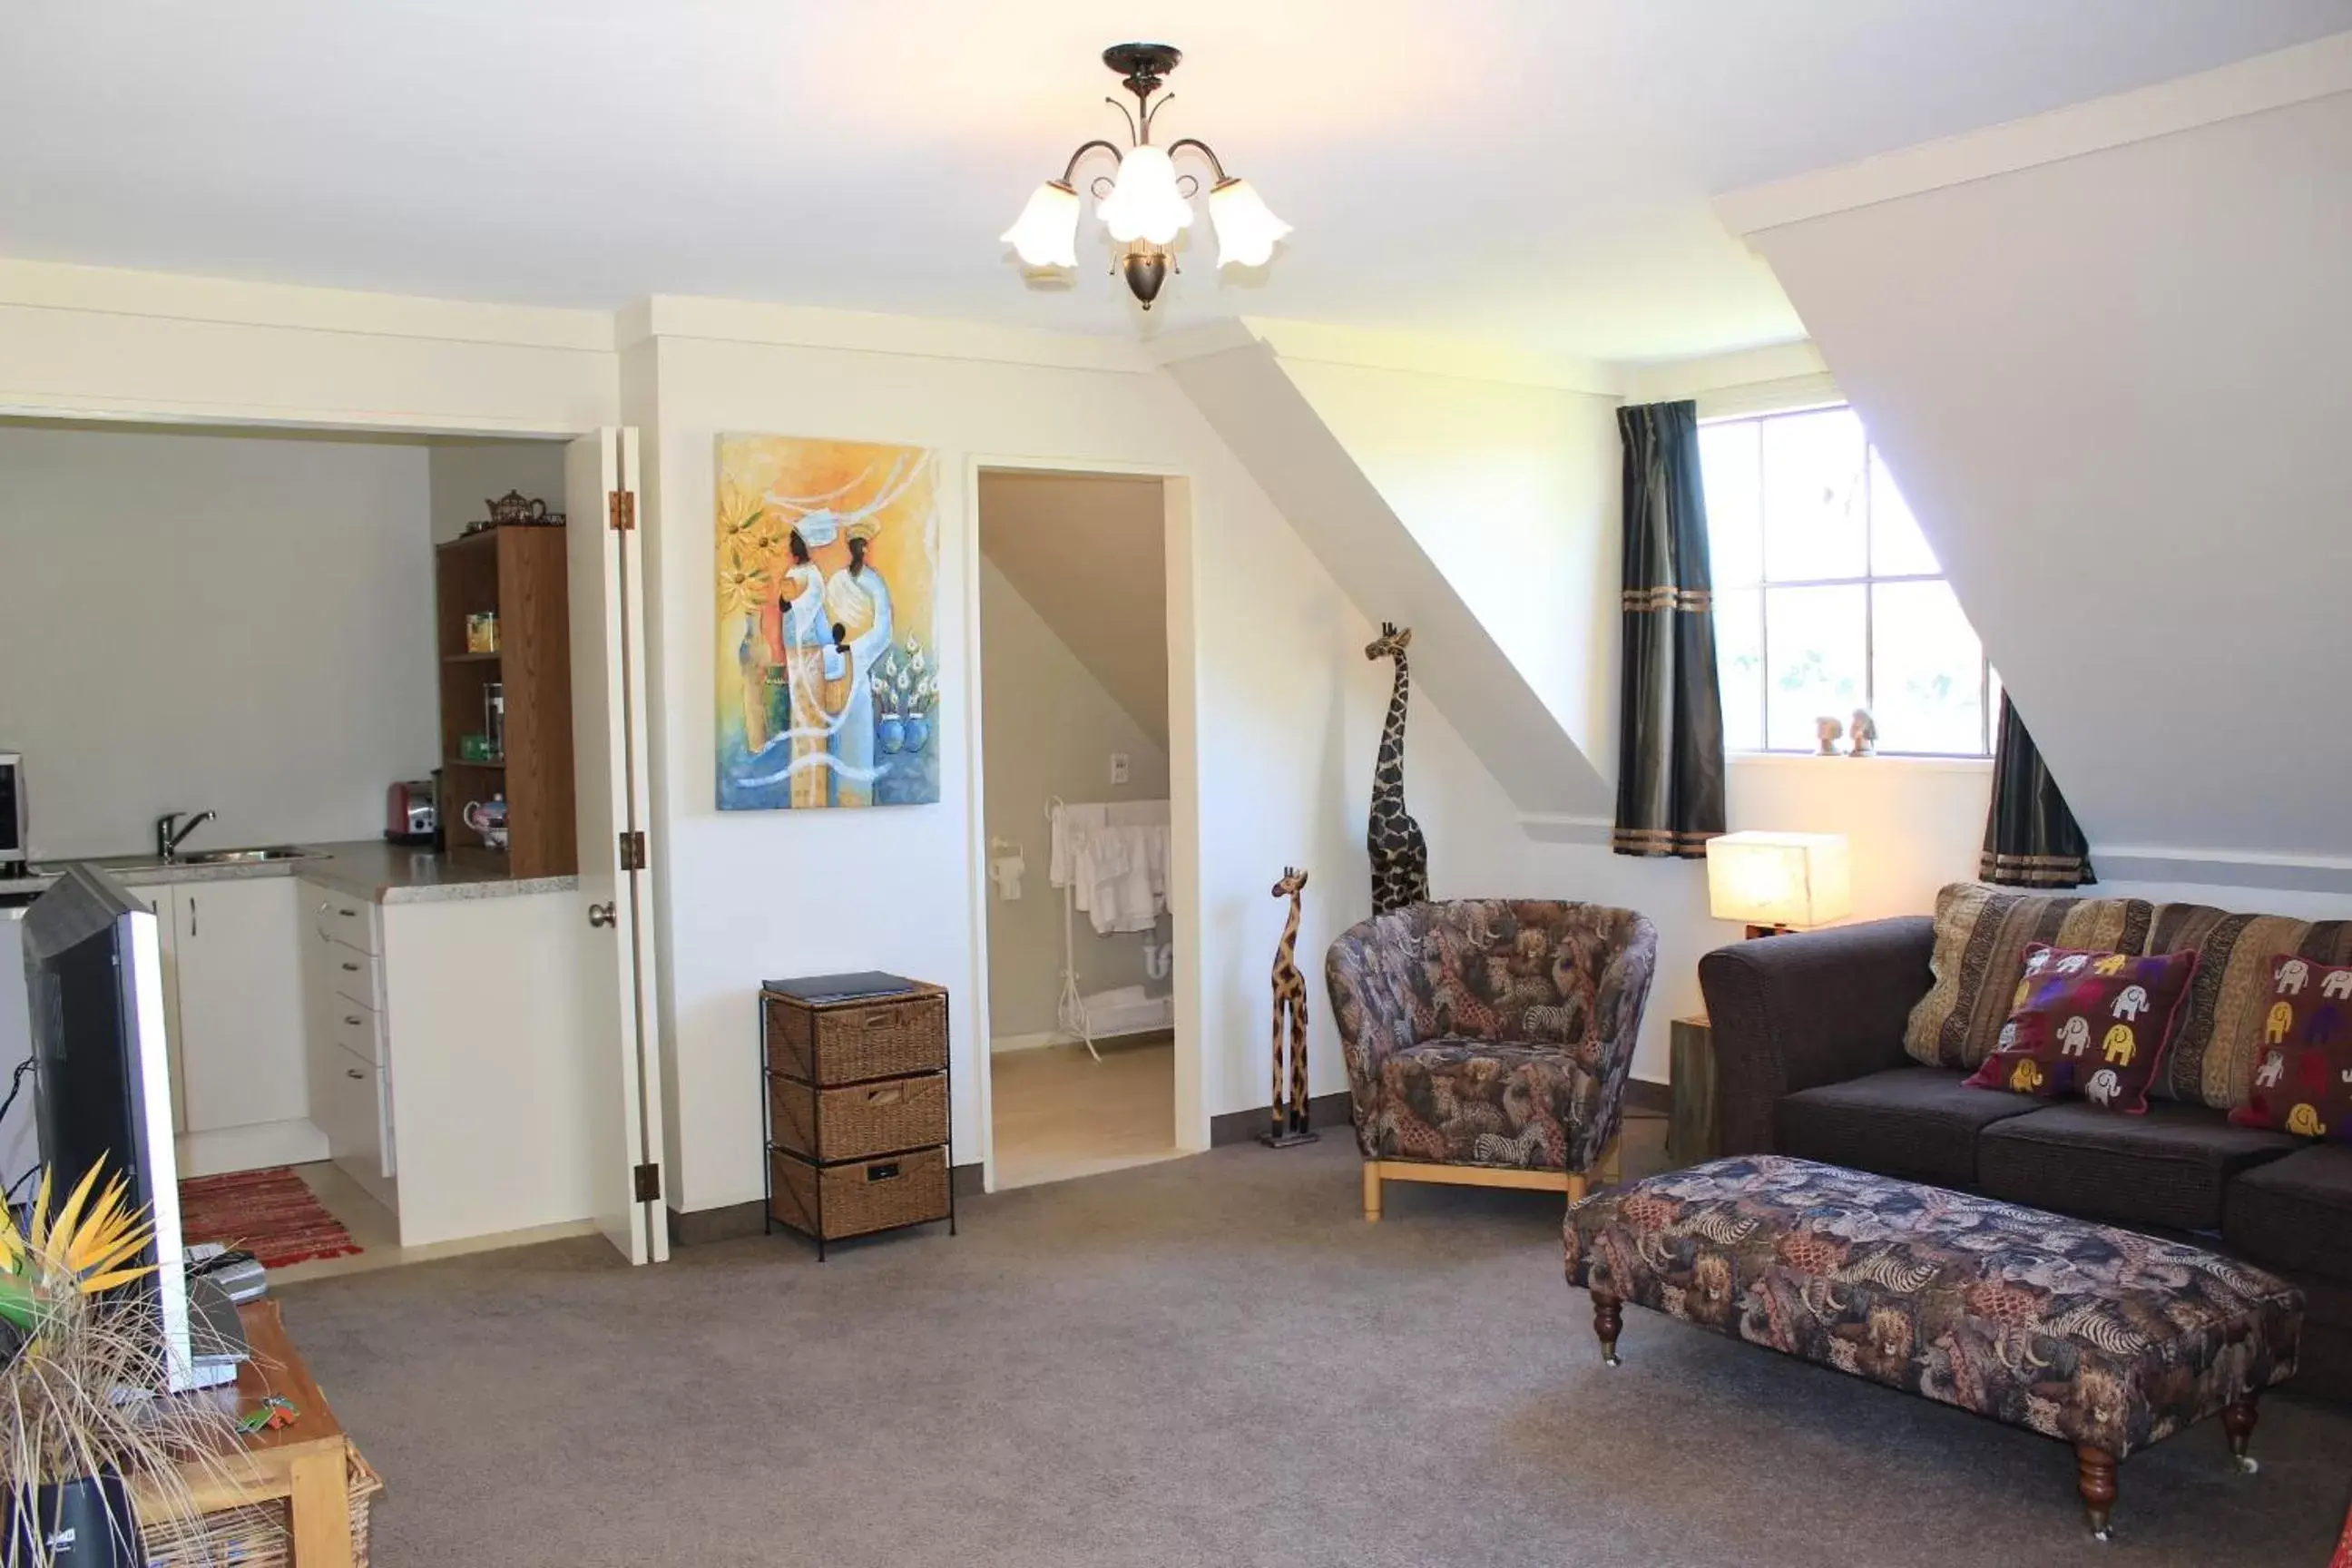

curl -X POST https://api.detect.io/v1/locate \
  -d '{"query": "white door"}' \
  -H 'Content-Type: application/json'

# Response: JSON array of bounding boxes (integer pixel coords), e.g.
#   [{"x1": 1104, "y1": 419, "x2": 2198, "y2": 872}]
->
[
  {"x1": 172, "y1": 878, "x2": 307, "y2": 1133},
  {"x1": 566, "y1": 427, "x2": 670, "y2": 1264}
]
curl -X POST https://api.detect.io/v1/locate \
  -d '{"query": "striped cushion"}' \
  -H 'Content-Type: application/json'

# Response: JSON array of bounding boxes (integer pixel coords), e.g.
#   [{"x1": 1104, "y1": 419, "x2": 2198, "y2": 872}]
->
[
  {"x1": 2144, "y1": 904, "x2": 2352, "y2": 1109},
  {"x1": 1903, "y1": 884, "x2": 2152, "y2": 1072}
]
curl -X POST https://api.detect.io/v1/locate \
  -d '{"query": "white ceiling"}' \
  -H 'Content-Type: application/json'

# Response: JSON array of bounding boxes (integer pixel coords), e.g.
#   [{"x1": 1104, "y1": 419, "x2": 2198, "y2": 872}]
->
[{"x1": 3, "y1": 3, "x2": 2347, "y2": 362}]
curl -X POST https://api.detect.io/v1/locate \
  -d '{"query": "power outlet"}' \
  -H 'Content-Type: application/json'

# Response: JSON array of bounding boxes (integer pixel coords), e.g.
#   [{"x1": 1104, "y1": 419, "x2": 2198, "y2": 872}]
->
[{"x1": 1110, "y1": 752, "x2": 1131, "y2": 786}]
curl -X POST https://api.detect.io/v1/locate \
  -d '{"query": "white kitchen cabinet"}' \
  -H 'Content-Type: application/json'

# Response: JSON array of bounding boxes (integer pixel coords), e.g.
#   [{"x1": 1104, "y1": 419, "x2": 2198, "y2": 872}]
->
[{"x1": 122, "y1": 876, "x2": 320, "y2": 1177}]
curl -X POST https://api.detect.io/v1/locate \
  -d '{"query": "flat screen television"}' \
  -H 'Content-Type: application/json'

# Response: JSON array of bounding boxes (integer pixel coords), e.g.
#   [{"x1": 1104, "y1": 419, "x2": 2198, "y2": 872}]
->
[{"x1": 19, "y1": 864, "x2": 196, "y2": 1389}]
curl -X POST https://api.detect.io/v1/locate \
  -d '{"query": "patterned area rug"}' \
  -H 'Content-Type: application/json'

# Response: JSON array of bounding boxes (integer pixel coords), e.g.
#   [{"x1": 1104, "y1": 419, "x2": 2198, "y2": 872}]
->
[{"x1": 178, "y1": 1167, "x2": 362, "y2": 1269}]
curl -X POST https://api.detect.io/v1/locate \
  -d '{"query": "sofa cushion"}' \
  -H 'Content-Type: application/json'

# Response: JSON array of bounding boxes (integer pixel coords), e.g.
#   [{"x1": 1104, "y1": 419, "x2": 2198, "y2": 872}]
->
[
  {"x1": 2230, "y1": 955, "x2": 2352, "y2": 1142},
  {"x1": 1978, "y1": 1101, "x2": 2301, "y2": 1233},
  {"x1": 2225, "y1": 1144, "x2": 2352, "y2": 1285},
  {"x1": 1904, "y1": 883, "x2": 2156, "y2": 1072},
  {"x1": 1963, "y1": 942, "x2": 2200, "y2": 1114},
  {"x1": 1778, "y1": 1065, "x2": 2043, "y2": 1188},
  {"x1": 1366, "y1": 1038, "x2": 1600, "y2": 1171},
  {"x1": 2141, "y1": 903, "x2": 2352, "y2": 1110}
]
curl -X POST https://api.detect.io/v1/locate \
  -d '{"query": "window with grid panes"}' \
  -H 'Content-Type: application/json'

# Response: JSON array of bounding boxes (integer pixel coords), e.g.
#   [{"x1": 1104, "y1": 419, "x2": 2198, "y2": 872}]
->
[{"x1": 1699, "y1": 405, "x2": 1997, "y2": 756}]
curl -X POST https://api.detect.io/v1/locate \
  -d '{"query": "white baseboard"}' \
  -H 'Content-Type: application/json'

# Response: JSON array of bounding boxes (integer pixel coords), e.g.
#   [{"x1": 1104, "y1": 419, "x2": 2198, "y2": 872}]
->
[
  {"x1": 177, "y1": 1118, "x2": 328, "y2": 1179},
  {"x1": 990, "y1": 1031, "x2": 1064, "y2": 1054}
]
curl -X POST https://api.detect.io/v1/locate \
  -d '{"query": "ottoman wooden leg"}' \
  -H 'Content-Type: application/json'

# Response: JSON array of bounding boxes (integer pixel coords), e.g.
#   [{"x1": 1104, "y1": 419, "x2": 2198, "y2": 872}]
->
[
  {"x1": 2074, "y1": 1444, "x2": 2118, "y2": 1542},
  {"x1": 2222, "y1": 1396, "x2": 2260, "y2": 1475},
  {"x1": 1362, "y1": 1162, "x2": 1382, "y2": 1222},
  {"x1": 1592, "y1": 1289, "x2": 1622, "y2": 1367}
]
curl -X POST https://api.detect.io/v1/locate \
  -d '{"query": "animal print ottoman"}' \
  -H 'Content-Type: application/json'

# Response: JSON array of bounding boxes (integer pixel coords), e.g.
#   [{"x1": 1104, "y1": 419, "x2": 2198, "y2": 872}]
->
[{"x1": 1565, "y1": 1156, "x2": 2303, "y2": 1540}]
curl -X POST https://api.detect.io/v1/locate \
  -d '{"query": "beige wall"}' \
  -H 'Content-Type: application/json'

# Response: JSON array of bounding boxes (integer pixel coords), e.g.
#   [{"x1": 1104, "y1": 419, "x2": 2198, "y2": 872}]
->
[
  {"x1": 977, "y1": 553, "x2": 1170, "y2": 1044},
  {"x1": 0, "y1": 423, "x2": 437, "y2": 858},
  {"x1": 426, "y1": 438, "x2": 568, "y2": 544}
]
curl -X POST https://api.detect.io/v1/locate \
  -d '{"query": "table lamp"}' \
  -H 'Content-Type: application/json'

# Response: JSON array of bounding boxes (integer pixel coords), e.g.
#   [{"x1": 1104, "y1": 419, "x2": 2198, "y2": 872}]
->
[{"x1": 1705, "y1": 831, "x2": 1853, "y2": 938}]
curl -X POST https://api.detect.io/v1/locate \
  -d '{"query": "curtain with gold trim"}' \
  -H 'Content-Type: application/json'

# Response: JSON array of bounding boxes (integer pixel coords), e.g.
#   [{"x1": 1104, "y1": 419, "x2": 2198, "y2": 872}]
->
[
  {"x1": 1981, "y1": 692, "x2": 2095, "y2": 887},
  {"x1": 1612, "y1": 399, "x2": 1725, "y2": 858}
]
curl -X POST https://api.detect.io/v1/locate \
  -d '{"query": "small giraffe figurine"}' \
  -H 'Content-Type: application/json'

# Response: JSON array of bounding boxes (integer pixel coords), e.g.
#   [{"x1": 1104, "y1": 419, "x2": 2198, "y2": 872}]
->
[
  {"x1": 1364, "y1": 622, "x2": 1431, "y2": 915},
  {"x1": 1264, "y1": 866, "x2": 1318, "y2": 1147}
]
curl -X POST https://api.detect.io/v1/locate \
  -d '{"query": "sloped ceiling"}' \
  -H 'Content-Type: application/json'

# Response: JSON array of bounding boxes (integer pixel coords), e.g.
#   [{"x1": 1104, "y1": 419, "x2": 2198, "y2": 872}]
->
[
  {"x1": 1163, "y1": 334, "x2": 1614, "y2": 822},
  {"x1": 978, "y1": 471, "x2": 1168, "y2": 745},
  {"x1": 1731, "y1": 73, "x2": 2352, "y2": 863}
]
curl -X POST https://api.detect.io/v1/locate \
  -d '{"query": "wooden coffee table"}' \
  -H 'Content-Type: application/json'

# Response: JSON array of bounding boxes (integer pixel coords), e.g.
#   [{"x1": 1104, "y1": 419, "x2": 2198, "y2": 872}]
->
[{"x1": 134, "y1": 1298, "x2": 360, "y2": 1567}]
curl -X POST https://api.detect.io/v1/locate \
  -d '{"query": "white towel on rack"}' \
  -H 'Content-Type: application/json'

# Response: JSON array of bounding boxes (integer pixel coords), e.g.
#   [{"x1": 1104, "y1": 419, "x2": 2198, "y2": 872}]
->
[
  {"x1": 1078, "y1": 823, "x2": 1171, "y2": 933},
  {"x1": 1050, "y1": 802, "x2": 1108, "y2": 887}
]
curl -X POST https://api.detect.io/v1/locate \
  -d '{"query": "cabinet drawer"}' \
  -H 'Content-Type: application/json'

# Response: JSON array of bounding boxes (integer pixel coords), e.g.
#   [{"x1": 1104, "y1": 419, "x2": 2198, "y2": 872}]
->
[
  {"x1": 328, "y1": 941, "x2": 384, "y2": 1014},
  {"x1": 310, "y1": 892, "x2": 381, "y2": 956},
  {"x1": 764, "y1": 991, "x2": 946, "y2": 1085},
  {"x1": 769, "y1": 1072, "x2": 946, "y2": 1163},
  {"x1": 327, "y1": 997, "x2": 386, "y2": 1071},
  {"x1": 767, "y1": 1145, "x2": 948, "y2": 1241}
]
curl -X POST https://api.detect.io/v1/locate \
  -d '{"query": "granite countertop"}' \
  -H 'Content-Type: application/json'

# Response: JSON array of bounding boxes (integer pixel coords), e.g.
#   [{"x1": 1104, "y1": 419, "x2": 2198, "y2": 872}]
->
[{"x1": 9, "y1": 838, "x2": 579, "y2": 906}]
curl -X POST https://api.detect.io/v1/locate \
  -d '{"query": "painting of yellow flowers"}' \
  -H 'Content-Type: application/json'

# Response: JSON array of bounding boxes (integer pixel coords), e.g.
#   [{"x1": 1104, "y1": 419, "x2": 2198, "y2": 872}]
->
[{"x1": 716, "y1": 434, "x2": 942, "y2": 809}]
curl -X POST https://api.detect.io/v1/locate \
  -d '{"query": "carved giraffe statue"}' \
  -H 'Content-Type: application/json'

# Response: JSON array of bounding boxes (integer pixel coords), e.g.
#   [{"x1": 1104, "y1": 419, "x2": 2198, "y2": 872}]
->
[
  {"x1": 1264, "y1": 867, "x2": 1318, "y2": 1147},
  {"x1": 1364, "y1": 622, "x2": 1431, "y2": 915}
]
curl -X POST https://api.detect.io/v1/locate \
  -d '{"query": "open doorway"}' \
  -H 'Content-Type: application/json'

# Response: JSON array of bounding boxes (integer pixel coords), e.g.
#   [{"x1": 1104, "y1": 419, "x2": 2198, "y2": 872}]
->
[{"x1": 976, "y1": 470, "x2": 1181, "y2": 1190}]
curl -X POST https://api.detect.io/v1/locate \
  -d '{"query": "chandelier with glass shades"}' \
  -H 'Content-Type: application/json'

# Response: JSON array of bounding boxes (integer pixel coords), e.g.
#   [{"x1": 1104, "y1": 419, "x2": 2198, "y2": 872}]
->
[{"x1": 1000, "y1": 44, "x2": 1291, "y2": 310}]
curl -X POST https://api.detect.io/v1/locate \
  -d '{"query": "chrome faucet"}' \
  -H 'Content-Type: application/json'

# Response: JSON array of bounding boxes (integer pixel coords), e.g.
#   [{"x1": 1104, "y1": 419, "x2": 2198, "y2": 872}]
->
[{"x1": 155, "y1": 810, "x2": 216, "y2": 863}]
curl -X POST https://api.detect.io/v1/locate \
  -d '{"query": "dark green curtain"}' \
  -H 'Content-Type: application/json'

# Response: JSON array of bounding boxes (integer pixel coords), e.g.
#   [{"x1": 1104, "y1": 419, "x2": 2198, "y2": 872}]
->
[
  {"x1": 1612, "y1": 399, "x2": 1726, "y2": 858},
  {"x1": 1980, "y1": 693, "x2": 2095, "y2": 887}
]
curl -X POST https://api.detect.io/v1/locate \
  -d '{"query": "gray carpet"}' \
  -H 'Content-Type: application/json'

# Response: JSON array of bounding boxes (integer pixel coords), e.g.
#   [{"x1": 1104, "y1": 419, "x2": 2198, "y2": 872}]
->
[{"x1": 280, "y1": 1133, "x2": 2351, "y2": 1567}]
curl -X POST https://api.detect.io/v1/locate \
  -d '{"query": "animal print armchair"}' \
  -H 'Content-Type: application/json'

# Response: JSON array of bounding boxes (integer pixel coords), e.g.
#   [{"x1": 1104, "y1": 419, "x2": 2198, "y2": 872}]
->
[{"x1": 1327, "y1": 899, "x2": 1658, "y2": 1220}]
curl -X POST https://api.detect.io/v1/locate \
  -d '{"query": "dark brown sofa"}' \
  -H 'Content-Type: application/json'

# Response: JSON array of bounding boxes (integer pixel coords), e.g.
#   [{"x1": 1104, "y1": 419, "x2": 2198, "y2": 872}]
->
[{"x1": 1700, "y1": 916, "x2": 2352, "y2": 1403}]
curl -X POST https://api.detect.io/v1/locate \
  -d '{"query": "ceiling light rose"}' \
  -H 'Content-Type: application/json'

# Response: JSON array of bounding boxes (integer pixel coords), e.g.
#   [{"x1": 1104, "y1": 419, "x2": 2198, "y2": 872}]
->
[{"x1": 1001, "y1": 44, "x2": 1290, "y2": 310}]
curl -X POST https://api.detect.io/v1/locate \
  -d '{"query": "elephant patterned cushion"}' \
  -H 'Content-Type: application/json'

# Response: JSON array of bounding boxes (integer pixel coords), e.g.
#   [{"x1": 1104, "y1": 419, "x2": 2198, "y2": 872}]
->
[
  {"x1": 1565, "y1": 1157, "x2": 2303, "y2": 1464},
  {"x1": 1964, "y1": 943, "x2": 2200, "y2": 1114},
  {"x1": 2230, "y1": 956, "x2": 2352, "y2": 1143}
]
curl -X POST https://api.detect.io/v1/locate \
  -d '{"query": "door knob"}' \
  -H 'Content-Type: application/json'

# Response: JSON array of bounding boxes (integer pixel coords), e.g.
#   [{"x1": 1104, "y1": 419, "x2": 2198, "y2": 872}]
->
[{"x1": 587, "y1": 903, "x2": 617, "y2": 929}]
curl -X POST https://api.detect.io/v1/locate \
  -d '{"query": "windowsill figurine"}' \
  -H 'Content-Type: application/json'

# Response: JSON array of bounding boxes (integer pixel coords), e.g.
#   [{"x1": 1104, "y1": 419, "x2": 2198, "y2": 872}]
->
[
  {"x1": 1815, "y1": 715, "x2": 1844, "y2": 756},
  {"x1": 1848, "y1": 708, "x2": 1878, "y2": 757}
]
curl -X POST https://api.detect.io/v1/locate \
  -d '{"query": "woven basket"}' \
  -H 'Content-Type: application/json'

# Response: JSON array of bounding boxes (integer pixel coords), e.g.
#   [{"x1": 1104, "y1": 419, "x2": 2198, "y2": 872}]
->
[
  {"x1": 769, "y1": 1146, "x2": 949, "y2": 1241},
  {"x1": 769, "y1": 1071, "x2": 946, "y2": 1162},
  {"x1": 764, "y1": 990, "x2": 946, "y2": 1086},
  {"x1": 142, "y1": 1446, "x2": 383, "y2": 1568}
]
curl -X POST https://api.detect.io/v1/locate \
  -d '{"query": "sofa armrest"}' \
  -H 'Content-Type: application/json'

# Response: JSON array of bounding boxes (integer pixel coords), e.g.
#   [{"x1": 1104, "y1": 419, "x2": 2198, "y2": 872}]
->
[{"x1": 1697, "y1": 916, "x2": 1934, "y2": 1156}]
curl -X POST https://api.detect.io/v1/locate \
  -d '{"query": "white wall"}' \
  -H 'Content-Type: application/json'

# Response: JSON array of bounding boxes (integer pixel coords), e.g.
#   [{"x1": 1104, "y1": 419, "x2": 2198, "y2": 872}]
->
[
  {"x1": 1731, "y1": 82, "x2": 2352, "y2": 873},
  {"x1": 633, "y1": 323, "x2": 1370, "y2": 1212},
  {"x1": 1279, "y1": 357, "x2": 1623, "y2": 789},
  {"x1": 426, "y1": 439, "x2": 568, "y2": 544},
  {"x1": 0, "y1": 425, "x2": 437, "y2": 858},
  {"x1": 977, "y1": 553, "x2": 1170, "y2": 1043}
]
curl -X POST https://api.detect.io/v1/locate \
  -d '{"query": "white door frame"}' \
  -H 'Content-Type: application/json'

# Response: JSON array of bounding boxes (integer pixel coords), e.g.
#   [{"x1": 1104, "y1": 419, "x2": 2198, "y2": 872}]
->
[{"x1": 961, "y1": 456, "x2": 1208, "y2": 1192}]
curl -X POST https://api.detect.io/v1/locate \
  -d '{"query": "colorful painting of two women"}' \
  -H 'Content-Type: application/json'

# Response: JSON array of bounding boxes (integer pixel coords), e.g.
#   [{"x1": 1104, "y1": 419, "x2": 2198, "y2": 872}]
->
[{"x1": 716, "y1": 435, "x2": 942, "y2": 809}]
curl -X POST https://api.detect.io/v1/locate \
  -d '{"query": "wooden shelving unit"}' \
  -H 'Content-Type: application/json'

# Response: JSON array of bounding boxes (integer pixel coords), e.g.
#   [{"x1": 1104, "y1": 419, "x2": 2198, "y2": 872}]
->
[{"x1": 433, "y1": 524, "x2": 576, "y2": 878}]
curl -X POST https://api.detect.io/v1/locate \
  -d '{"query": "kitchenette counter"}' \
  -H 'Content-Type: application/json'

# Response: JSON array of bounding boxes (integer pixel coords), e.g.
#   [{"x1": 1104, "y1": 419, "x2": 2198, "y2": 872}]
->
[{"x1": 7, "y1": 839, "x2": 578, "y2": 906}]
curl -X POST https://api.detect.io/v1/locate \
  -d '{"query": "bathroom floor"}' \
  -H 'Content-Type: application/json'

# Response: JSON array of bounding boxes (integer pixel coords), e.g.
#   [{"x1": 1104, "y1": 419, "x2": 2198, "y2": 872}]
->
[{"x1": 989, "y1": 1033, "x2": 1181, "y2": 1191}]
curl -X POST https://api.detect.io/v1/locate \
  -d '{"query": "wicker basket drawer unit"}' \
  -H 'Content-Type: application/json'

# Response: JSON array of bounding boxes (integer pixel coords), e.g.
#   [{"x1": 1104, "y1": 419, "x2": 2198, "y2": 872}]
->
[{"x1": 760, "y1": 974, "x2": 956, "y2": 1258}]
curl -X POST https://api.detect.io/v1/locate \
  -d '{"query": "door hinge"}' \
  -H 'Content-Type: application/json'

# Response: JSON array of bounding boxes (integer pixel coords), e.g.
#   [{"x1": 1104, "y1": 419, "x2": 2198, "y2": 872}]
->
[
  {"x1": 608, "y1": 490, "x2": 636, "y2": 532},
  {"x1": 633, "y1": 1162, "x2": 662, "y2": 1203},
  {"x1": 617, "y1": 829, "x2": 648, "y2": 871}
]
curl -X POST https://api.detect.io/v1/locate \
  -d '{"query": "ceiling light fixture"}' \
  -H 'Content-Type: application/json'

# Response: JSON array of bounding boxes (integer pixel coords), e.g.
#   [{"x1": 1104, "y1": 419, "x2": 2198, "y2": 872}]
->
[{"x1": 1001, "y1": 44, "x2": 1291, "y2": 311}]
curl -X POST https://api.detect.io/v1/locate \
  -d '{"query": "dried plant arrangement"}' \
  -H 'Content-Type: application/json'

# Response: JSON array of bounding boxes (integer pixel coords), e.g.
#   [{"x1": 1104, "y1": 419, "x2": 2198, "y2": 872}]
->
[{"x1": 2, "y1": 1161, "x2": 247, "y2": 1567}]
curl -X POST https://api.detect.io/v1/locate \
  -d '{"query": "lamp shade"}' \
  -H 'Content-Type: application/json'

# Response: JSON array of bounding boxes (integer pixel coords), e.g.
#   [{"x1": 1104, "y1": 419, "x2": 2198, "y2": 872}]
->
[
  {"x1": 1704, "y1": 831, "x2": 1853, "y2": 930},
  {"x1": 1000, "y1": 180, "x2": 1081, "y2": 268},
  {"x1": 1208, "y1": 178, "x2": 1291, "y2": 268},
  {"x1": 1097, "y1": 144, "x2": 1194, "y2": 244}
]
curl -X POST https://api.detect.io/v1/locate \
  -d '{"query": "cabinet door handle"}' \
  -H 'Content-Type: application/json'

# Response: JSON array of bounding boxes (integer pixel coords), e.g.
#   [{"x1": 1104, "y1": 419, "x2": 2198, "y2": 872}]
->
[
  {"x1": 346, "y1": 1068, "x2": 365, "y2": 1080},
  {"x1": 338, "y1": 906, "x2": 358, "y2": 917},
  {"x1": 587, "y1": 903, "x2": 617, "y2": 929},
  {"x1": 341, "y1": 961, "x2": 360, "y2": 972},
  {"x1": 344, "y1": 1014, "x2": 363, "y2": 1026},
  {"x1": 188, "y1": 896, "x2": 197, "y2": 937}
]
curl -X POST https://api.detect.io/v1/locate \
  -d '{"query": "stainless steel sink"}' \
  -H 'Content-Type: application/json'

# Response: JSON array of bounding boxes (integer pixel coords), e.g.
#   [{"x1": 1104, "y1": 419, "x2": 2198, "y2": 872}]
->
[{"x1": 174, "y1": 846, "x2": 318, "y2": 865}]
